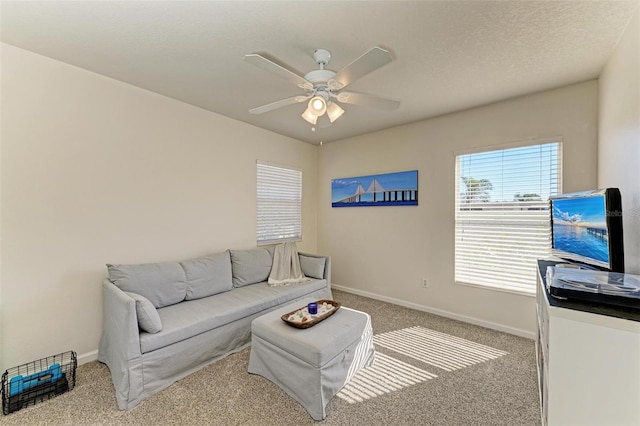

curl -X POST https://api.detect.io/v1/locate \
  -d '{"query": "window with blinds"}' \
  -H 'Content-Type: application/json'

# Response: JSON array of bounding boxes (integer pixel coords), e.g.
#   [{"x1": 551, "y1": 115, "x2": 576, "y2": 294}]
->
[
  {"x1": 454, "y1": 141, "x2": 562, "y2": 295},
  {"x1": 256, "y1": 161, "x2": 302, "y2": 245}
]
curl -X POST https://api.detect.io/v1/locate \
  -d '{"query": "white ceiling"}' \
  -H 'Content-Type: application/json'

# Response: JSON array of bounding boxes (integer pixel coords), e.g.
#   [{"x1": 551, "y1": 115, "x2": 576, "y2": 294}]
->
[{"x1": 2, "y1": 1, "x2": 638, "y2": 144}]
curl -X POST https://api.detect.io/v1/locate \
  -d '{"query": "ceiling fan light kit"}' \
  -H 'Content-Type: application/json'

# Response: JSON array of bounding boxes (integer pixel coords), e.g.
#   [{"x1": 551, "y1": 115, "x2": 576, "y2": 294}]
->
[
  {"x1": 309, "y1": 95, "x2": 327, "y2": 116},
  {"x1": 301, "y1": 107, "x2": 318, "y2": 125},
  {"x1": 244, "y1": 46, "x2": 399, "y2": 130},
  {"x1": 326, "y1": 102, "x2": 345, "y2": 123}
]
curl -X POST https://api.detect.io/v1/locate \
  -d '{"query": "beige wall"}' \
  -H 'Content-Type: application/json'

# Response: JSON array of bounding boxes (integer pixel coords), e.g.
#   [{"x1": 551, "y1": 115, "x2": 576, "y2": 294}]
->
[
  {"x1": 598, "y1": 8, "x2": 640, "y2": 274},
  {"x1": 0, "y1": 44, "x2": 318, "y2": 371},
  {"x1": 318, "y1": 81, "x2": 598, "y2": 337}
]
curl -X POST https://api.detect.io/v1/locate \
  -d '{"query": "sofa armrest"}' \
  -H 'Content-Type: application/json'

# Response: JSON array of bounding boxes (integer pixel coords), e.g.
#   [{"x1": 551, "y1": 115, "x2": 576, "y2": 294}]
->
[
  {"x1": 98, "y1": 279, "x2": 143, "y2": 408},
  {"x1": 298, "y1": 252, "x2": 331, "y2": 286},
  {"x1": 100, "y1": 279, "x2": 141, "y2": 360}
]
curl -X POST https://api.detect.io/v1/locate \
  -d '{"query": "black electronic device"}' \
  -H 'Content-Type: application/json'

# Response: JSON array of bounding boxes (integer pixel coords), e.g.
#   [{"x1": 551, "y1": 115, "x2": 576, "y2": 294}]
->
[
  {"x1": 547, "y1": 267, "x2": 640, "y2": 310},
  {"x1": 550, "y1": 188, "x2": 624, "y2": 273}
]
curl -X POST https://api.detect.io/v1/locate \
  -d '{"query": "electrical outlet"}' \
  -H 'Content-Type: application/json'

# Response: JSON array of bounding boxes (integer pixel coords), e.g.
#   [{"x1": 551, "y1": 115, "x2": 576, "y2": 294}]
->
[{"x1": 422, "y1": 278, "x2": 429, "y2": 288}]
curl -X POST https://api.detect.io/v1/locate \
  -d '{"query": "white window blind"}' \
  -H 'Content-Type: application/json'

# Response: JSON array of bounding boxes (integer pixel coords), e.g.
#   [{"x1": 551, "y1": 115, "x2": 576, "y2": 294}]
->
[
  {"x1": 257, "y1": 161, "x2": 302, "y2": 245},
  {"x1": 455, "y1": 141, "x2": 562, "y2": 295}
]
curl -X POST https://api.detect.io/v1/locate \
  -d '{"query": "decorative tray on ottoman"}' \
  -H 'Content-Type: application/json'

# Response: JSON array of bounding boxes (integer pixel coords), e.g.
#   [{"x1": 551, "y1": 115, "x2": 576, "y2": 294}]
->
[{"x1": 281, "y1": 300, "x2": 341, "y2": 329}]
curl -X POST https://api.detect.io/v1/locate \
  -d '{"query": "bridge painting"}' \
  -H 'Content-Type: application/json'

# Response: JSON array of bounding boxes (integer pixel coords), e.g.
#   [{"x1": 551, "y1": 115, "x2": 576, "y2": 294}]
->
[{"x1": 332, "y1": 170, "x2": 418, "y2": 207}]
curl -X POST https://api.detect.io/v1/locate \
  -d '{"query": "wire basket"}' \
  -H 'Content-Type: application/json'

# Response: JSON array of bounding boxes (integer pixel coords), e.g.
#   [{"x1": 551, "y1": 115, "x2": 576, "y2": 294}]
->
[{"x1": 2, "y1": 351, "x2": 77, "y2": 415}]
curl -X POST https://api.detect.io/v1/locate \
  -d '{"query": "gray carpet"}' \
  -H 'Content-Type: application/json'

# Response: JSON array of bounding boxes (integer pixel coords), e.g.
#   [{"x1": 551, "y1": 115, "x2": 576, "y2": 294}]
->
[{"x1": 1, "y1": 290, "x2": 541, "y2": 425}]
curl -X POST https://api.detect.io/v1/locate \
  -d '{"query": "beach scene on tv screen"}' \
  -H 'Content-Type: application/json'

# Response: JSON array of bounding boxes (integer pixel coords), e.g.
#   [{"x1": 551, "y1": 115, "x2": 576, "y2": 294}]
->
[{"x1": 552, "y1": 195, "x2": 609, "y2": 263}]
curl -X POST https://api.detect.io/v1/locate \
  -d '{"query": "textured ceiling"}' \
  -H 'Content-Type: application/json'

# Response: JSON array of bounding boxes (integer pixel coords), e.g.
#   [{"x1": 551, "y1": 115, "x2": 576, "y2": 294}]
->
[{"x1": 1, "y1": 1, "x2": 638, "y2": 144}]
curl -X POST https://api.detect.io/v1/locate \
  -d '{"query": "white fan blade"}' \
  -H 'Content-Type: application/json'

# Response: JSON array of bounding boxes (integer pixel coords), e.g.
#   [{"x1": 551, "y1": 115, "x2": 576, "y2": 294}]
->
[
  {"x1": 331, "y1": 47, "x2": 393, "y2": 89},
  {"x1": 337, "y1": 92, "x2": 400, "y2": 111},
  {"x1": 244, "y1": 53, "x2": 311, "y2": 88},
  {"x1": 249, "y1": 95, "x2": 310, "y2": 115}
]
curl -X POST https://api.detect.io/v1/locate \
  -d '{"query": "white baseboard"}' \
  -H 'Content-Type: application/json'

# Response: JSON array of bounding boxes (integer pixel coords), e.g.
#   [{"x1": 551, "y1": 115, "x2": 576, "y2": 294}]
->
[
  {"x1": 331, "y1": 284, "x2": 535, "y2": 340},
  {"x1": 78, "y1": 349, "x2": 99, "y2": 366}
]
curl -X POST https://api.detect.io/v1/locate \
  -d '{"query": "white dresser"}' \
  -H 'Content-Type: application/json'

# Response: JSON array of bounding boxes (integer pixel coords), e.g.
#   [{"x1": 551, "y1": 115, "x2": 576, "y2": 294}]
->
[{"x1": 536, "y1": 260, "x2": 640, "y2": 426}]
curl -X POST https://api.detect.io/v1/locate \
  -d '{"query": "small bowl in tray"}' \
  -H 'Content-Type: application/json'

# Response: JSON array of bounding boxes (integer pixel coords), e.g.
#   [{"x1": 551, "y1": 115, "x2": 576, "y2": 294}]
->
[{"x1": 281, "y1": 300, "x2": 341, "y2": 329}]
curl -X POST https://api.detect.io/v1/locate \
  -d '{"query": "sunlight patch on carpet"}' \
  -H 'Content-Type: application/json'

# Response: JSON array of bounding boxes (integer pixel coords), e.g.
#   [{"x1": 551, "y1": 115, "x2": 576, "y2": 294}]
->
[
  {"x1": 336, "y1": 352, "x2": 436, "y2": 404},
  {"x1": 373, "y1": 326, "x2": 508, "y2": 372}
]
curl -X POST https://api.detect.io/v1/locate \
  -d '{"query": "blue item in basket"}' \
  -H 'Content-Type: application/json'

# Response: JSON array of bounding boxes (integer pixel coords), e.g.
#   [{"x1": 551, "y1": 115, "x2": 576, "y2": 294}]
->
[{"x1": 9, "y1": 364, "x2": 62, "y2": 397}]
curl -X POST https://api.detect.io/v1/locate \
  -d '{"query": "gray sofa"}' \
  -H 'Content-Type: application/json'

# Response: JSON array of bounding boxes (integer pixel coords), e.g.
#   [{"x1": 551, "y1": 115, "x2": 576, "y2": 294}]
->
[{"x1": 98, "y1": 248, "x2": 332, "y2": 409}]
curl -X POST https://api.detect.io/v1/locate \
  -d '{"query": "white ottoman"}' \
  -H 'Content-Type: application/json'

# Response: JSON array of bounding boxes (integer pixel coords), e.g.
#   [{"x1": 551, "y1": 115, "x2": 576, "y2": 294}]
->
[{"x1": 248, "y1": 298, "x2": 374, "y2": 420}]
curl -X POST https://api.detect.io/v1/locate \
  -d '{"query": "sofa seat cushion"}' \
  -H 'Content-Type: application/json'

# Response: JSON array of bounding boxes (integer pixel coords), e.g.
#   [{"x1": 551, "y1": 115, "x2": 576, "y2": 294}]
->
[{"x1": 139, "y1": 278, "x2": 327, "y2": 353}]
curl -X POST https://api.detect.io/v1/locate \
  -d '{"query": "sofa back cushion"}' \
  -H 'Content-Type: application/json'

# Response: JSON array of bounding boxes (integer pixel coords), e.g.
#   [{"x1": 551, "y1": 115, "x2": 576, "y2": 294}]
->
[
  {"x1": 107, "y1": 262, "x2": 187, "y2": 308},
  {"x1": 230, "y1": 248, "x2": 273, "y2": 287},
  {"x1": 180, "y1": 251, "x2": 233, "y2": 300},
  {"x1": 299, "y1": 255, "x2": 326, "y2": 279}
]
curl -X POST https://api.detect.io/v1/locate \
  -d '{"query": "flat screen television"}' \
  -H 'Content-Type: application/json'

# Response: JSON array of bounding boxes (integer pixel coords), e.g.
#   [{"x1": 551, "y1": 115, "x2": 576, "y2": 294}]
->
[{"x1": 550, "y1": 188, "x2": 624, "y2": 272}]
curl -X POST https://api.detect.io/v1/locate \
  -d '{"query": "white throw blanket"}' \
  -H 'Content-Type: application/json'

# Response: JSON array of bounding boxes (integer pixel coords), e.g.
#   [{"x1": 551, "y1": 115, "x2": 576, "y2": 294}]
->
[{"x1": 268, "y1": 242, "x2": 310, "y2": 286}]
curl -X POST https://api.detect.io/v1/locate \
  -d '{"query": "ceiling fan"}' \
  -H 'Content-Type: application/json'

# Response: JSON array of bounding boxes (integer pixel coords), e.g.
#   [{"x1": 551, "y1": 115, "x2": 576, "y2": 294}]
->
[{"x1": 243, "y1": 47, "x2": 400, "y2": 128}]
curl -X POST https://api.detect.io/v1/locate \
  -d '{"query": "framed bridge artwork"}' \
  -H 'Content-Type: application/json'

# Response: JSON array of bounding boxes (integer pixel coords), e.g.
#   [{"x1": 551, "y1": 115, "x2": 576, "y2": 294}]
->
[{"x1": 331, "y1": 170, "x2": 418, "y2": 207}]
